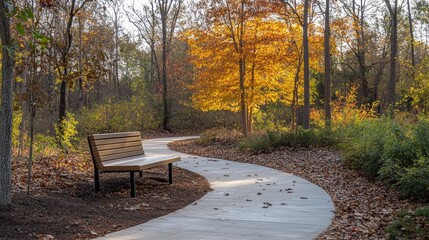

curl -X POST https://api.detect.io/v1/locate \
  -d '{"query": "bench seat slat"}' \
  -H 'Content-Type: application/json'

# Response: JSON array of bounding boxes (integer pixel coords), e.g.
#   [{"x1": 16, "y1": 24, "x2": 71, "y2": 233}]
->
[
  {"x1": 90, "y1": 136, "x2": 142, "y2": 146},
  {"x1": 93, "y1": 145, "x2": 144, "y2": 158},
  {"x1": 92, "y1": 141, "x2": 143, "y2": 151},
  {"x1": 89, "y1": 131, "x2": 141, "y2": 140},
  {"x1": 95, "y1": 150, "x2": 145, "y2": 162},
  {"x1": 100, "y1": 155, "x2": 180, "y2": 172}
]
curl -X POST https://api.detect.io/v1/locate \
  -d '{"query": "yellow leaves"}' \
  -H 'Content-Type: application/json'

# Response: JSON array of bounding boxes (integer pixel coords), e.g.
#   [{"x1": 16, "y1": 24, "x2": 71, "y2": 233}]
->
[{"x1": 184, "y1": 1, "x2": 327, "y2": 117}]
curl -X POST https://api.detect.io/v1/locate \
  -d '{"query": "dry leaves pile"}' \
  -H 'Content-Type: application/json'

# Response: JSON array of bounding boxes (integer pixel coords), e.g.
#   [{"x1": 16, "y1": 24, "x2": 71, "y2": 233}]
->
[
  {"x1": 4, "y1": 149, "x2": 210, "y2": 239},
  {"x1": 11, "y1": 153, "x2": 93, "y2": 194},
  {"x1": 169, "y1": 139, "x2": 424, "y2": 239}
]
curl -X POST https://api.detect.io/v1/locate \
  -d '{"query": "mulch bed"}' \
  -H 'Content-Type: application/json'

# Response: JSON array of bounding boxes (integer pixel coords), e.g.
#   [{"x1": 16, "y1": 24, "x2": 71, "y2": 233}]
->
[
  {"x1": 169, "y1": 139, "x2": 425, "y2": 240},
  {"x1": 0, "y1": 151, "x2": 210, "y2": 239}
]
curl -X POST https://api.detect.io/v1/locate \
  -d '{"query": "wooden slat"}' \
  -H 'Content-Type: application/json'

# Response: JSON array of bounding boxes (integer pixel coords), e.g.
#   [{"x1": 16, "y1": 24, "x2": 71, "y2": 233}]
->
[
  {"x1": 89, "y1": 131, "x2": 141, "y2": 140},
  {"x1": 100, "y1": 156, "x2": 181, "y2": 172},
  {"x1": 90, "y1": 136, "x2": 142, "y2": 146},
  {"x1": 93, "y1": 141, "x2": 142, "y2": 151},
  {"x1": 94, "y1": 145, "x2": 144, "y2": 157},
  {"x1": 95, "y1": 150, "x2": 145, "y2": 162}
]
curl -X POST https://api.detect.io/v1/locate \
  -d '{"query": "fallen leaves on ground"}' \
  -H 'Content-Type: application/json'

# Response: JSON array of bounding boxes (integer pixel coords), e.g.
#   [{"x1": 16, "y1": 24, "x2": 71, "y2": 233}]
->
[
  {"x1": 169, "y1": 139, "x2": 425, "y2": 239},
  {"x1": 3, "y1": 147, "x2": 210, "y2": 239}
]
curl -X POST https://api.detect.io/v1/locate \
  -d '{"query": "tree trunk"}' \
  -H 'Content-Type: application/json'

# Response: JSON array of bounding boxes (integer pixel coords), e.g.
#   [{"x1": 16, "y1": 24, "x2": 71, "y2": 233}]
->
[
  {"x1": 239, "y1": 58, "x2": 248, "y2": 135},
  {"x1": 291, "y1": 55, "x2": 302, "y2": 130},
  {"x1": 161, "y1": 7, "x2": 170, "y2": 131},
  {"x1": 239, "y1": 0, "x2": 248, "y2": 135},
  {"x1": 324, "y1": 0, "x2": 331, "y2": 128},
  {"x1": 0, "y1": 1, "x2": 15, "y2": 207},
  {"x1": 407, "y1": 0, "x2": 415, "y2": 68},
  {"x1": 59, "y1": 0, "x2": 76, "y2": 123},
  {"x1": 302, "y1": 0, "x2": 310, "y2": 129},
  {"x1": 385, "y1": 0, "x2": 399, "y2": 113}
]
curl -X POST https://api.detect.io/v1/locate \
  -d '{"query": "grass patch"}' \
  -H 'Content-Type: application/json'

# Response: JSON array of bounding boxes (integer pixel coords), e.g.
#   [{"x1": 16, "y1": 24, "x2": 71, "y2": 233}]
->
[{"x1": 387, "y1": 207, "x2": 429, "y2": 239}]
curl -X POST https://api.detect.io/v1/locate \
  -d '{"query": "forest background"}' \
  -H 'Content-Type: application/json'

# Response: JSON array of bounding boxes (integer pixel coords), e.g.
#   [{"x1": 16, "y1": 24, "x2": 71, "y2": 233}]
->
[{"x1": 1, "y1": 0, "x2": 429, "y2": 231}]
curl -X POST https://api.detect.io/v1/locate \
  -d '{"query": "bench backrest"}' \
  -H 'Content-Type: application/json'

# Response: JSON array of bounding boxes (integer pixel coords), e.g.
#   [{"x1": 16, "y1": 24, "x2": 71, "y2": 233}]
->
[{"x1": 88, "y1": 131, "x2": 145, "y2": 168}]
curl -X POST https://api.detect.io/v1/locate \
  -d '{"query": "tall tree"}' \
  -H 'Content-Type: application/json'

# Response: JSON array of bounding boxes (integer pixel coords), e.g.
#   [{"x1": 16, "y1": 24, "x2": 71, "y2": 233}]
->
[
  {"x1": 107, "y1": 0, "x2": 123, "y2": 95},
  {"x1": 339, "y1": 0, "x2": 371, "y2": 104},
  {"x1": 158, "y1": 0, "x2": 183, "y2": 131},
  {"x1": 324, "y1": 0, "x2": 331, "y2": 127},
  {"x1": 128, "y1": 0, "x2": 183, "y2": 131},
  {"x1": 407, "y1": 0, "x2": 416, "y2": 68},
  {"x1": 56, "y1": 0, "x2": 90, "y2": 125},
  {"x1": 280, "y1": 0, "x2": 311, "y2": 129},
  {"x1": 384, "y1": 0, "x2": 399, "y2": 112},
  {"x1": 0, "y1": 0, "x2": 15, "y2": 207}
]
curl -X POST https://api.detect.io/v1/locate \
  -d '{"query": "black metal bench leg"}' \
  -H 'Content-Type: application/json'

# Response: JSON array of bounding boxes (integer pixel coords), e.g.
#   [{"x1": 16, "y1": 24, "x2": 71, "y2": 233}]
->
[
  {"x1": 130, "y1": 172, "x2": 136, "y2": 198},
  {"x1": 168, "y1": 163, "x2": 173, "y2": 185},
  {"x1": 94, "y1": 168, "x2": 100, "y2": 192}
]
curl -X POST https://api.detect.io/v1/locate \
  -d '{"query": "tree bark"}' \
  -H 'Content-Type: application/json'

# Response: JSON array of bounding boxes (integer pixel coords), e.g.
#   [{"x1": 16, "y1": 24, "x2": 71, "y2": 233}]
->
[
  {"x1": 302, "y1": 0, "x2": 310, "y2": 129},
  {"x1": 384, "y1": 0, "x2": 399, "y2": 113},
  {"x1": 324, "y1": 0, "x2": 331, "y2": 127},
  {"x1": 58, "y1": 0, "x2": 77, "y2": 123},
  {"x1": 160, "y1": 1, "x2": 170, "y2": 131},
  {"x1": 0, "y1": 0, "x2": 15, "y2": 207},
  {"x1": 239, "y1": 0, "x2": 248, "y2": 135},
  {"x1": 407, "y1": 0, "x2": 415, "y2": 68}
]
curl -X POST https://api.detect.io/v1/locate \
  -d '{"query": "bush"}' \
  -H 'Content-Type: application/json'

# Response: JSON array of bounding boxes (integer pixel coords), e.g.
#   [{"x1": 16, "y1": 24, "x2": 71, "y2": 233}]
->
[
  {"x1": 341, "y1": 117, "x2": 429, "y2": 200},
  {"x1": 397, "y1": 158, "x2": 429, "y2": 200},
  {"x1": 197, "y1": 128, "x2": 242, "y2": 146},
  {"x1": 238, "y1": 128, "x2": 340, "y2": 153},
  {"x1": 387, "y1": 207, "x2": 429, "y2": 239},
  {"x1": 76, "y1": 98, "x2": 158, "y2": 135},
  {"x1": 34, "y1": 133, "x2": 58, "y2": 158},
  {"x1": 341, "y1": 118, "x2": 407, "y2": 178},
  {"x1": 55, "y1": 112, "x2": 78, "y2": 152}
]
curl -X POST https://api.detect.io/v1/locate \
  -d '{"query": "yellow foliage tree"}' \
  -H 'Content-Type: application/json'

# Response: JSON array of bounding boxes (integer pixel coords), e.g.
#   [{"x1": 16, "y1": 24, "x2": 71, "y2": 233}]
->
[{"x1": 184, "y1": 0, "x2": 325, "y2": 133}]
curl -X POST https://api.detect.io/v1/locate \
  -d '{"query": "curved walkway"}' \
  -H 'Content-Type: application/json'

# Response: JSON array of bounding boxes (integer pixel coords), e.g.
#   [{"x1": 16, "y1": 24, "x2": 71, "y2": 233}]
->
[{"x1": 98, "y1": 137, "x2": 334, "y2": 240}]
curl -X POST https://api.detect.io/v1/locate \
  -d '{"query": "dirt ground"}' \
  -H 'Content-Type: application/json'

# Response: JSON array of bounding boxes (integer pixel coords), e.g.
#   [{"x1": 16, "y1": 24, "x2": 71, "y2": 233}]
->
[{"x1": 0, "y1": 157, "x2": 210, "y2": 240}]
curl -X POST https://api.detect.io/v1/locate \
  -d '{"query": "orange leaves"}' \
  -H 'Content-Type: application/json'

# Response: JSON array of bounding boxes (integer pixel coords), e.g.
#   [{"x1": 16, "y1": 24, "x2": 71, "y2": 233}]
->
[{"x1": 184, "y1": 0, "x2": 327, "y2": 117}]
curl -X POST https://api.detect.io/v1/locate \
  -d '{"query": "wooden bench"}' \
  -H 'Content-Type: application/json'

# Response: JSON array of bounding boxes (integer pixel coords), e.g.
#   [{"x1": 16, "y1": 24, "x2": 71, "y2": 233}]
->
[{"x1": 88, "y1": 131, "x2": 181, "y2": 197}]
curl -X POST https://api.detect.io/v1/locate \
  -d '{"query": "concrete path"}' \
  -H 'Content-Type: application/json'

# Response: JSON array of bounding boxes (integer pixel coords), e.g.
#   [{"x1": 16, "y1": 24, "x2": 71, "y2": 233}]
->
[{"x1": 98, "y1": 137, "x2": 334, "y2": 240}]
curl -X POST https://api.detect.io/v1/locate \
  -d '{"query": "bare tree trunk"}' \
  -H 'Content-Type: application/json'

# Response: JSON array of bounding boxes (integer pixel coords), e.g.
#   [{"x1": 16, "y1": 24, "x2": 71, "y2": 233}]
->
[
  {"x1": 59, "y1": 0, "x2": 77, "y2": 123},
  {"x1": 291, "y1": 55, "x2": 302, "y2": 130},
  {"x1": 407, "y1": 0, "x2": 415, "y2": 68},
  {"x1": 26, "y1": 98, "x2": 36, "y2": 196},
  {"x1": 160, "y1": 3, "x2": 170, "y2": 131},
  {"x1": 114, "y1": 1, "x2": 120, "y2": 95},
  {"x1": 78, "y1": 16, "x2": 84, "y2": 108},
  {"x1": 239, "y1": 0, "x2": 248, "y2": 135},
  {"x1": 324, "y1": 0, "x2": 331, "y2": 127},
  {"x1": 0, "y1": 0, "x2": 15, "y2": 207},
  {"x1": 302, "y1": 0, "x2": 310, "y2": 129},
  {"x1": 156, "y1": 0, "x2": 182, "y2": 131},
  {"x1": 384, "y1": 0, "x2": 399, "y2": 113}
]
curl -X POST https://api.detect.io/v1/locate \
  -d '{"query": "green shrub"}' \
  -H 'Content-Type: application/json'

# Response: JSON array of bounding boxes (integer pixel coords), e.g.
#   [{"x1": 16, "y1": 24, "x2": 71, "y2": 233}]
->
[
  {"x1": 238, "y1": 128, "x2": 340, "y2": 153},
  {"x1": 341, "y1": 118, "x2": 405, "y2": 178},
  {"x1": 341, "y1": 117, "x2": 429, "y2": 200},
  {"x1": 76, "y1": 98, "x2": 158, "y2": 134},
  {"x1": 55, "y1": 112, "x2": 78, "y2": 152},
  {"x1": 397, "y1": 158, "x2": 429, "y2": 199},
  {"x1": 34, "y1": 133, "x2": 57, "y2": 158},
  {"x1": 387, "y1": 207, "x2": 429, "y2": 239},
  {"x1": 12, "y1": 109, "x2": 23, "y2": 147},
  {"x1": 197, "y1": 128, "x2": 242, "y2": 146}
]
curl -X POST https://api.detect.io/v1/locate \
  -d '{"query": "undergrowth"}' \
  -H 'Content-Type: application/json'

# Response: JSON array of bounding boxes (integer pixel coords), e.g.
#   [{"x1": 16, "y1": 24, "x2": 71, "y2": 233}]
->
[
  {"x1": 387, "y1": 207, "x2": 429, "y2": 239},
  {"x1": 238, "y1": 128, "x2": 340, "y2": 153}
]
